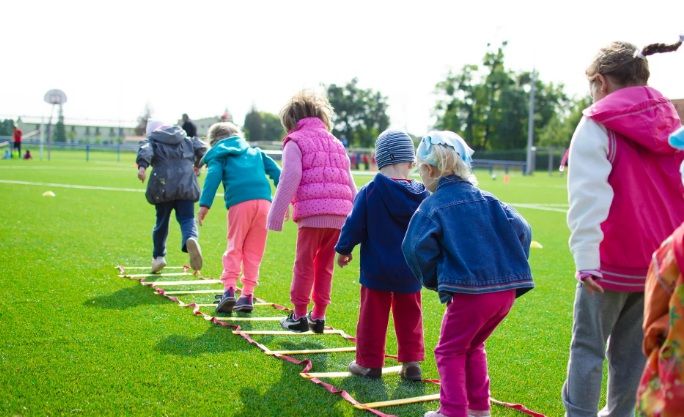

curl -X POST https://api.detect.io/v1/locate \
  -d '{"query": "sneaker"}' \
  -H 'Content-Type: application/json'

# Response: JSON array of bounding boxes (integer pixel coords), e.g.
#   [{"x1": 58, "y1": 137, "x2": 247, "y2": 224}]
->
[
  {"x1": 467, "y1": 411, "x2": 491, "y2": 417},
  {"x1": 233, "y1": 295, "x2": 253, "y2": 313},
  {"x1": 307, "y1": 312, "x2": 325, "y2": 334},
  {"x1": 151, "y1": 257, "x2": 166, "y2": 274},
  {"x1": 216, "y1": 288, "x2": 236, "y2": 314},
  {"x1": 348, "y1": 360, "x2": 382, "y2": 379},
  {"x1": 186, "y1": 237, "x2": 202, "y2": 271},
  {"x1": 280, "y1": 313, "x2": 309, "y2": 332},
  {"x1": 424, "y1": 412, "x2": 448, "y2": 417},
  {"x1": 400, "y1": 361, "x2": 422, "y2": 381}
]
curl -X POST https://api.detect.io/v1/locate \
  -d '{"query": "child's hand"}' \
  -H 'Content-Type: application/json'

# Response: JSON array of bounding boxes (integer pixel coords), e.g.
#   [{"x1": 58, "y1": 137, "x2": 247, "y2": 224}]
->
[
  {"x1": 284, "y1": 205, "x2": 292, "y2": 221},
  {"x1": 582, "y1": 276, "x2": 604, "y2": 294},
  {"x1": 137, "y1": 167, "x2": 146, "y2": 183},
  {"x1": 198, "y1": 206, "x2": 209, "y2": 226},
  {"x1": 337, "y1": 253, "x2": 352, "y2": 268},
  {"x1": 194, "y1": 166, "x2": 200, "y2": 177}
]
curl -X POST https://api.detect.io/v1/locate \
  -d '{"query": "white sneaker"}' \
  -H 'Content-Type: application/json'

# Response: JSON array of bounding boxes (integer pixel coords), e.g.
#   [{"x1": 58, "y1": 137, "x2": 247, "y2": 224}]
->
[
  {"x1": 424, "y1": 411, "x2": 447, "y2": 417},
  {"x1": 186, "y1": 237, "x2": 202, "y2": 271},
  {"x1": 151, "y1": 257, "x2": 166, "y2": 274},
  {"x1": 468, "y1": 410, "x2": 491, "y2": 417}
]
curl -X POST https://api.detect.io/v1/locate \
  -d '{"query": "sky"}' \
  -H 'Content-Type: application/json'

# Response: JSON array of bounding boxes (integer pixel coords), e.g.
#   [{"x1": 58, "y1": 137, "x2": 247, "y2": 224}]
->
[{"x1": 1, "y1": 0, "x2": 683, "y2": 134}]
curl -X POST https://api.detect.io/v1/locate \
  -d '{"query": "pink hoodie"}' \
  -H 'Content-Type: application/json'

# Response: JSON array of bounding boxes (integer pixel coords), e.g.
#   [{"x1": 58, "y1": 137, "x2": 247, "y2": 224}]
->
[{"x1": 584, "y1": 86, "x2": 684, "y2": 291}]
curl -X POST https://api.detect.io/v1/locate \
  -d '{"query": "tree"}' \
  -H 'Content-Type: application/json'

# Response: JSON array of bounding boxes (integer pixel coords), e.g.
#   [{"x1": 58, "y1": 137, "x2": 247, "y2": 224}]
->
[
  {"x1": 54, "y1": 105, "x2": 67, "y2": 142},
  {"x1": 538, "y1": 95, "x2": 591, "y2": 148},
  {"x1": 134, "y1": 104, "x2": 153, "y2": 136},
  {"x1": 261, "y1": 112, "x2": 284, "y2": 140},
  {"x1": 434, "y1": 43, "x2": 570, "y2": 150},
  {"x1": 0, "y1": 119, "x2": 14, "y2": 137},
  {"x1": 243, "y1": 107, "x2": 264, "y2": 140},
  {"x1": 327, "y1": 78, "x2": 390, "y2": 148}
]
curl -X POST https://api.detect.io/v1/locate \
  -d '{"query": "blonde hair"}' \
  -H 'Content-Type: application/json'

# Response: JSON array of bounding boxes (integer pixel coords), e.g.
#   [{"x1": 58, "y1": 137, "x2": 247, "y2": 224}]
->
[
  {"x1": 586, "y1": 39, "x2": 682, "y2": 86},
  {"x1": 417, "y1": 144, "x2": 478, "y2": 185},
  {"x1": 207, "y1": 122, "x2": 241, "y2": 146},
  {"x1": 280, "y1": 90, "x2": 333, "y2": 132}
]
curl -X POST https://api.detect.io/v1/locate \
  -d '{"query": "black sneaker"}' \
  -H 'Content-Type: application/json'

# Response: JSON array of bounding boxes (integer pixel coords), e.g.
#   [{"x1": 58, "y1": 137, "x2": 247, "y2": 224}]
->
[
  {"x1": 280, "y1": 313, "x2": 309, "y2": 332},
  {"x1": 307, "y1": 312, "x2": 325, "y2": 334},
  {"x1": 215, "y1": 288, "x2": 236, "y2": 314},
  {"x1": 233, "y1": 295, "x2": 253, "y2": 313}
]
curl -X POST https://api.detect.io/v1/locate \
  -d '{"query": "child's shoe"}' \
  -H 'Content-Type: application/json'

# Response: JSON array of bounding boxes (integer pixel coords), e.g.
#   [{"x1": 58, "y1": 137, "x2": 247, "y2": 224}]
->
[
  {"x1": 233, "y1": 294, "x2": 253, "y2": 313},
  {"x1": 399, "y1": 361, "x2": 422, "y2": 381},
  {"x1": 424, "y1": 412, "x2": 448, "y2": 417},
  {"x1": 280, "y1": 313, "x2": 309, "y2": 332},
  {"x1": 151, "y1": 257, "x2": 166, "y2": 274},
  {"x1": 307, "y1": 312, "x2": 325, "y2": 334},
  {"x1": 348, "y1": 360, "x2": 382, "y2": 379},
  {"x1": 467, "y1": 410, "x2": 491, "y2": 417},
  {"x1": 216, "y1": 288, "x2": 236, "y2": 314},
  {"x1": 186, "y1": 237, "x2": 202, "y2": 271}
]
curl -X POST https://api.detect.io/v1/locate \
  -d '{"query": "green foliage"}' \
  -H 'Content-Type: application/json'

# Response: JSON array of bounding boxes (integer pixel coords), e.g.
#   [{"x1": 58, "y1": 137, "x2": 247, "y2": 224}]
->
[
  {"x1": 54, "y1": 106, "x2": 67, "y2": 143},
  {"x1": 434, "y1": 43, "x2": 573, "y2": 150},
  {"x1": 538, "y1": 96, "x2": 592, "y2": 148},
  {"x1": 327, "y1": 78, "x2": 390, "y2": 148},
  {"x1": 261, "y1": 111, "x2": 285, "y2": 140},
  {"x1": 243, "y1": 108, "x2": 284, "y2": 140},
  {"x1": 0, "y1": 119, "x2": 15, "y2": 136}
]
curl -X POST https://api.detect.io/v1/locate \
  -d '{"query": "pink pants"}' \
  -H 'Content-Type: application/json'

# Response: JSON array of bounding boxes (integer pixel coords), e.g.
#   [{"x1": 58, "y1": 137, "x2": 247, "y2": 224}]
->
[
  {"x1": 290, "y1": 227, "x2": 340, "y2": 318},
  {"x1": 356, "y1": 285, "x2": 424, "y2": 368},
  {"x1": 221, "y1": 200, "x2": 271, "y2": 296},
  {"x1": 435, "y1": 290, "x2": 515, "y2": 417}
]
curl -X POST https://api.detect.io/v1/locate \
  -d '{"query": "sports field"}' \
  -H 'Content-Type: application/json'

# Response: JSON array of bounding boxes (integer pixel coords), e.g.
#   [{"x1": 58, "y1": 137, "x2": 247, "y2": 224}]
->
[{"x1": 0, "y1": 153, "x2": 577, "y2": 417}]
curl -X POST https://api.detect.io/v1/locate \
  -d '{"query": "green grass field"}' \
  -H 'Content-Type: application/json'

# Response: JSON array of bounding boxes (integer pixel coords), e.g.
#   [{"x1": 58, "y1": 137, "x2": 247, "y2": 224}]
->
[{"x1": 0, "y1": 153, "x2": 576, "y2": 417}]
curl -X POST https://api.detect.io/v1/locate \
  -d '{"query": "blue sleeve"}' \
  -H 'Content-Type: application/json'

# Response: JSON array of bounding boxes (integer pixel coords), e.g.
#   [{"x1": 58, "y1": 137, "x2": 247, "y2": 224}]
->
[
  {"x1": 502, "y1": 203, "x2": 532, "y2": 259},
  {"x1": 198, "y1": 159, "x2": 223, "y2": 208},
  {"x1": 335, "y1": 187, "x2": 368, "y2": 255},
  {"x1": 402, "y1": 208, "x2": 442, "y2": 290},
  {"x1": 136, "y1": 139, "x2": 152, "y2": 168},
  {"x1": 262, "y1": 152, "x2": 282, "y2": 187}
]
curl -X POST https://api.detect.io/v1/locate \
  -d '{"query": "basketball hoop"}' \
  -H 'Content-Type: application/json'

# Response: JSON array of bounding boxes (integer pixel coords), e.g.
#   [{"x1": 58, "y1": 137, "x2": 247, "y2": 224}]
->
[{"x1": 44, "y1": 89, "x2": 67, "y2": 105}]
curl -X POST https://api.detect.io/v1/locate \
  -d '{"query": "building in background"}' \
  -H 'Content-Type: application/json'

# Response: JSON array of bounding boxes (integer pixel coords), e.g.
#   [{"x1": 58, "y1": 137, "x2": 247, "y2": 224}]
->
[{"x1": 15, "y1": 117, "x2": 137, "y2": 144}]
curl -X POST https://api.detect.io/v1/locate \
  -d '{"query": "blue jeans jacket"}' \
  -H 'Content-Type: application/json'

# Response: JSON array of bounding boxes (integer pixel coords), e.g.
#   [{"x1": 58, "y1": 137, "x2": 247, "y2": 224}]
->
[{"x1": 402, "y1": 175, "x2": 533, "y2": 303}]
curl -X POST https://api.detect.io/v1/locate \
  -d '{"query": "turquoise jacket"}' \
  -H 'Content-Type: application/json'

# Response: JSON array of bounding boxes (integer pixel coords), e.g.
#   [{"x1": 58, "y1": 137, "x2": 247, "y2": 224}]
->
[{"x1": 199, "y1": 136, "x2": 281, "y2": 209}]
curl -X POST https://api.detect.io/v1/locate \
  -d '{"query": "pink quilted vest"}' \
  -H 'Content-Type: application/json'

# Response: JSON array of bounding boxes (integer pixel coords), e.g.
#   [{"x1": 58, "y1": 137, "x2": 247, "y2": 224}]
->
[
  {"x1": 585, "y1": 86, "x2": 684, "y2": 292},
  {"x1": 283, "y1": 117, "x2": 353, "y2": 221}
]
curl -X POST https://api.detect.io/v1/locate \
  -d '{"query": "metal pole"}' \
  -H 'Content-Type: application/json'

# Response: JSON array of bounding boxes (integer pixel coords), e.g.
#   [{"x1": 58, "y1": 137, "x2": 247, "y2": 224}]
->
[
  {"x1": 525, "y1": 70, "x2": 536, "y2": 175},
  {"x1": 86, "y1": 144, "x2": 90, "y2": 162}
]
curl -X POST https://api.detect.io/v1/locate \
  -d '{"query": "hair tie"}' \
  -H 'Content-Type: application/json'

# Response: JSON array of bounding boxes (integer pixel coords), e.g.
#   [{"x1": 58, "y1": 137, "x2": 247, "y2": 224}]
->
[
  {"x1": 680, "y1": 34, "x2": 684, "y2": 43},
  {"x1": 633, "y1": 49, "x2": 645, "y2": 59}
]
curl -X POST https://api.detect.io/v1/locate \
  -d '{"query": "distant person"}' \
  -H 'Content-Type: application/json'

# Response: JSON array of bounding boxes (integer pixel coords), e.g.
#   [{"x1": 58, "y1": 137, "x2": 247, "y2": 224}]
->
[
  {"x1": 3, "y1": 149, "x2": 11, "y2": 159},
  {"x1": 362, "y1": 153, "x2": 369, "y2": 170},
  {"x1": 637, "y1": 126, "x2": 684, "y2": 416},
  {"x1": 563, "y1": 39, "x2": 684, "y2": 417},
  {"x1": 23, "y1": 150, "x2": 32, "y2": 160},
  {"x1": 267, "y1": 90, "x2": 356, "y2": 333},
  {"x1": 136, "y1": 120, "x2": 208, "y2": 274},
  {"x1": 181, "y1": 114, "x2": 197, "y2": 138},
  {"x1": 13, "y1": 126, "x2": 22, "y2": 158},
  {"x1": 402, "y1": 131, "x2": 533, "y2": 417},
  {"x1": 336, "y1": 129, "x2": 429, "y2": 381},
  {"x1": 198, "y1": 122, "x2": 281, "y2": 314}
]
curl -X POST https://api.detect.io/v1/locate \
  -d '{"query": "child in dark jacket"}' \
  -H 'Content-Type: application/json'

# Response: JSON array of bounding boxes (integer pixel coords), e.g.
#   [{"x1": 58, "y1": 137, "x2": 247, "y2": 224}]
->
[
  {"x1": 336, "y1": 129, "x2": 429, "y2": 381},
  {"x1": 402, "y1": 131, "x2": 533, "y2": 417},
  {"x1": 136, "y1": 120, "x2": 208, "y2": 274}
]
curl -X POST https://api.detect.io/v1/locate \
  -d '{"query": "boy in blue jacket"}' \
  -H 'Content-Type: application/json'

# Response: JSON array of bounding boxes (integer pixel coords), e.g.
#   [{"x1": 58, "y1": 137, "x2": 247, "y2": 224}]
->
[{"x1": 336, "y1": 129, "x2": 429, "y2": 381}]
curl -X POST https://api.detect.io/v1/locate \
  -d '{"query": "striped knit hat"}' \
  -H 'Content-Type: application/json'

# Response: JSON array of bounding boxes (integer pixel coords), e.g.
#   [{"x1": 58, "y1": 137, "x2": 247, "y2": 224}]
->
[{"x1": 375, "y1": 129, "x2": 415, "y2": 169}]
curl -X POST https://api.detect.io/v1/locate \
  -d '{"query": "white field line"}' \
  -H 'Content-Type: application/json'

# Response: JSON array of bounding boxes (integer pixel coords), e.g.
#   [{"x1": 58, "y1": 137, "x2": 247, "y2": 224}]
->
[{"x1": 1, "y1": 179, "x2": 568, "y2": 213}]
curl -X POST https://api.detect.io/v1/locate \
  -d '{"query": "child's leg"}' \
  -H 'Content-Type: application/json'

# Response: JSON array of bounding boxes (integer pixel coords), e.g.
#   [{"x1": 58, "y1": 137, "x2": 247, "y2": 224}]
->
[
  {"x1": 310, "y1": 228, "x2": 340, "y2": 319},
  {"x1": 221, "y1": 201, "x2": 254, "y2": 291},
  {"x1": 152, "y1": 202, "x2": 173, "y2": 258},
  {"x1": 173, "y1": 200, "x2": 198, "y2": 252},
  {"x1": 603, "y1": 292, "x2": 645, "y2": 417},
  {"x1": 434, "y1": 291, "x2": 514, "y2": 417},
  {"x1": 392, "y1": 290, "x2": 425, "y2": 364},
  {"x1": 239, "y1": 200, "x2": 270, "y2": 296},
  {"x1": 562, "y1": 288, "x2": 633, "y2": 417},
  {"x1": 290, "y1": 227, "x2": 320, "y2": 317},
  {"x1": 355, "y1": 286, "x2": 391, "y2": 369}
]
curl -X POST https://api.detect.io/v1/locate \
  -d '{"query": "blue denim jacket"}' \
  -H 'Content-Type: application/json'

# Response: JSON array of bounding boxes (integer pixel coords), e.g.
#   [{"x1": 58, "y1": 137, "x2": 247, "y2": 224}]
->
[{"x1": 402, "y1": 175, "x2": 533, "y2": 303}]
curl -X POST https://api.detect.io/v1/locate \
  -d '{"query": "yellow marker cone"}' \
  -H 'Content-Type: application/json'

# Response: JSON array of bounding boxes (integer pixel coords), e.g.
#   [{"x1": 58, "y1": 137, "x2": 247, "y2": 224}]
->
[
  {"x1": 530, "y1": 240, "x2": 543, "y2": 249},
  {"x1": 42, "y1": 191, "x2": 56, "y2": 197}
]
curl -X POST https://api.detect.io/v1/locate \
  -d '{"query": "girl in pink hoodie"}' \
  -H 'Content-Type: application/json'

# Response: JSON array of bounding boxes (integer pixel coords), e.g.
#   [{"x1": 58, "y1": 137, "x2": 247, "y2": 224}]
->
[
  {"x1": 563, "y1": 37, "x2": 684, "y2": 417},
  {"x1": 267, "y1": 91, "x2": 356, "y2": 333}
]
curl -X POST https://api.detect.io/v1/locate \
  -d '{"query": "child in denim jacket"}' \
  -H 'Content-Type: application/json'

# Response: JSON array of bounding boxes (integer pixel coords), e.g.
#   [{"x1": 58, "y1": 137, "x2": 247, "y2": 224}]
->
[{"x1": 402, "y1": 131, "x2": 533, "y2": 417}]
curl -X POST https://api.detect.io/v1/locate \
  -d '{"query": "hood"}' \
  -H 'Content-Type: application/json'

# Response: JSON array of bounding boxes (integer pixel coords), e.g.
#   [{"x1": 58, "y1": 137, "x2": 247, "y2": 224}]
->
[
  {"x1": 149, "y1": 126, "x2": 187, "y2": 145},
  {"x1": 584, "y1": 86, "x2": 681, "y2": 155},
  {"x1": 371, "y1": 173, "x2": 428, "y2": 223},
  {"x1": 201, "y1": 135, "x2": 249, "y2": 165}
]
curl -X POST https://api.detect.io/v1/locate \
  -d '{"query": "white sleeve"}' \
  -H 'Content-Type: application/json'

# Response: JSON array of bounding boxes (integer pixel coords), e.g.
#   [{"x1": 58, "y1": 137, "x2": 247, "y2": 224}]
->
[{"x1": 566, "y1": 116, "x2": 614, "y2": 272}]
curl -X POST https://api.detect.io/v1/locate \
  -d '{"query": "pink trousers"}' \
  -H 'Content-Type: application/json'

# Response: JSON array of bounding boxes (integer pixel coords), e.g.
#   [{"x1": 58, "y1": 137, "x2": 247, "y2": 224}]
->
[
  {"x1": 221, "y1": 200, "x2": 270, "y2": 296},
  {"x1": 435, "y1": 290, "x2": 515, "y2": 417},
  {"x1": 290, "y1": 227, "x2": 340, "y2": 318},
  {"x1": 355, "y1": 285, "x2": 424, "y2": 368}
]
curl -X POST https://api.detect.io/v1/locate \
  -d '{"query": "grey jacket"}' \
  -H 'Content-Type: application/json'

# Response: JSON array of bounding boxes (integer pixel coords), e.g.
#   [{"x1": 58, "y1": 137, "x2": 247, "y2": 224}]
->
[{"x1": 136, "y1": 126, "x2": 208, "y2": 205}]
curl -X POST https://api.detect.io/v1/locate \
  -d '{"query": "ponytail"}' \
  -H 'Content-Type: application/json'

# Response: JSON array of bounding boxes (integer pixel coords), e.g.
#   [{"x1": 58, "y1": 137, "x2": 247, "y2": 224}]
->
[{"x1": 638, "y1": 35, "x2": 683, "y2": 57}]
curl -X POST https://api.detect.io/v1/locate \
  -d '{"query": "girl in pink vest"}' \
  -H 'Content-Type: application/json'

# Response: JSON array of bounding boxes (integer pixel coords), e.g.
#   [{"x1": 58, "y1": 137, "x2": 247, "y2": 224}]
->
[
  {"x1": 267, "y1": 91, "x2": 356, "y2": 333},
  {"x1": 563, "y1": 38, "x2": 684, "y2": 417}
]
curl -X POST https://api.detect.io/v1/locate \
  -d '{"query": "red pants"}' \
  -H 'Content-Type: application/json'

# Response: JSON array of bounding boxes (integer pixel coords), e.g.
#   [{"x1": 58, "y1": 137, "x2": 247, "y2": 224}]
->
[
  {"x1": 290, "y1": 227, "x2": 340, "y2": 318},
  {"x1": 355, "y1": 285, "x2": 424, "y2": 368}
]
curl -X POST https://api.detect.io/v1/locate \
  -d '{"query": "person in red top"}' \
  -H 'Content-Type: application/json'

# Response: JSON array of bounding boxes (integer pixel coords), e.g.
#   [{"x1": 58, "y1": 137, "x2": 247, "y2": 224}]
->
[{"x1": 13, "y1": 126, "x2": 22, "y2": 159}]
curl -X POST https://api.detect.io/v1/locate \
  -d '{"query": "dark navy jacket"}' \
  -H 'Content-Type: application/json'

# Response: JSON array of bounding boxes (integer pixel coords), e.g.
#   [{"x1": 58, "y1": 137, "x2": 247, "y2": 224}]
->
[
  {"x1": 335, "y1": 173, "x2": 429, "y2": 293},
  {"x1": 402, "y1": 175, "x2": 533, "y2": 303}
]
